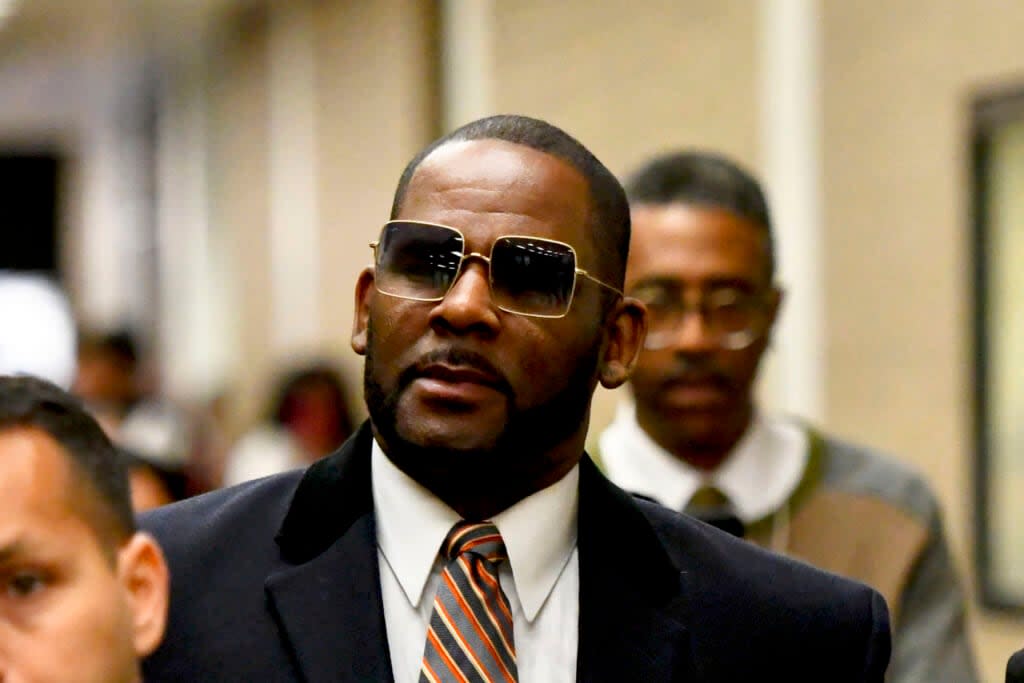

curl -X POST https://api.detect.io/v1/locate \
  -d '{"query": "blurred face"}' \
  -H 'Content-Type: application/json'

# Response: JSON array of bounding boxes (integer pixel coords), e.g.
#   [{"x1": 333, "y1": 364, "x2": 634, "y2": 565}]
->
[
  {"x1": 352, "y1": 139, "x2": 642, "y2": 497},
  {"x1": 626, "y1": 204, "x2": 781, "y2": 464},
  {"x1": 283, "y1": 382, "x2": 346, "y2": 458},
  {"x1": 0, "y1": 427, "x2": 168, "y2": 683},
  {"x1": 73, "y1": 351, "x2": 135, "y2": 411}
]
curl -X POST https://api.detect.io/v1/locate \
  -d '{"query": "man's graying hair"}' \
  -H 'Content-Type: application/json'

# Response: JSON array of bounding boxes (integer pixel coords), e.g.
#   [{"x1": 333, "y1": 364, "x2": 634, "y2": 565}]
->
[
  {"x1": 390, "y1": 114, "x2": 631, "y2": 289},
  {"x1": 623, "y1": 151, "x2": 776, "y2": 281}
]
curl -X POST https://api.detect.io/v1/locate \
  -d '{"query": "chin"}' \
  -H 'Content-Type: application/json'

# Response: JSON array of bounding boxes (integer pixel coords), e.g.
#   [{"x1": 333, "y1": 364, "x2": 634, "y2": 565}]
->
[{"x1": 397, "y1": 415, "x2": 504, "y2": 454}]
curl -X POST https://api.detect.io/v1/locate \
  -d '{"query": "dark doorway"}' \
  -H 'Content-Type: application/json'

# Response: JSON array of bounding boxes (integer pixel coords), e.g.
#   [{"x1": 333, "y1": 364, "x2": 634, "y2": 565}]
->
[{"x1": 0, "y1": 154, "x2": 61, "y2": 275}]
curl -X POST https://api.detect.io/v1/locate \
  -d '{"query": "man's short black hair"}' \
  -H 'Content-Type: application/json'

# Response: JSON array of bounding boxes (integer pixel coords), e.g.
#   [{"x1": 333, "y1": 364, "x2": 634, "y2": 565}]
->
[
  {"x1": 390, "y1": 114, "x2": 631, "y2": 289},
  {"x1": 0, "y1": 374, "x2": 135, "y2": 546},
  {"x1": 623, "y1": 151, "x2": 776, "y2": 281}
]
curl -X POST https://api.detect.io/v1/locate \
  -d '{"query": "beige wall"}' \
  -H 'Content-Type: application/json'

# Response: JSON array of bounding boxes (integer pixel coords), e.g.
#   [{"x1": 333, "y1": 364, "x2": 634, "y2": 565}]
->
[
  {"x1": 315, "y1": 0, "x2": 438, "y2": 423},
  {"x1": 822, "y1": 2, "x2": 1024, "y2": 680},
  {"x1": 205, "y1": 0, "x2": 437, "y2": 431},
  {"x1": 207, "y1": 6, "x2": 272, "y2": 431}
]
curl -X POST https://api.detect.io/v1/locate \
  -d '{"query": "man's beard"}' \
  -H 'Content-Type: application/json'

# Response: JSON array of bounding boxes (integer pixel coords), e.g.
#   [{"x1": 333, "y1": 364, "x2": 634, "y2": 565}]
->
[{"x1": 363, "y1": 326, "x2": 603, "y2": 486}]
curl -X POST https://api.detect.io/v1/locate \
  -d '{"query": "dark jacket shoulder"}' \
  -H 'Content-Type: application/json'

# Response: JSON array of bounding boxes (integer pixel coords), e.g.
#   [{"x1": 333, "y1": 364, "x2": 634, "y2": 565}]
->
[{"x1": 635, "y1": 495, "x2": 891, "y2": 681}]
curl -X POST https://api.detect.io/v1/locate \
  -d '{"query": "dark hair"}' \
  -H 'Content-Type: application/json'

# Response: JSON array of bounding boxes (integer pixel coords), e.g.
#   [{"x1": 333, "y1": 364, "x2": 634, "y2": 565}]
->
[
  {"x1": 390, "y1": 114, "x2": 631, "y2": 288},
  {"x1": 77, "y1": 327, "x2": 140, "y2": 368},
  {"x1": 269, "y1": 363, "x2": 354, "y2": 444},
  {"x1": 623, "y1": 151, "x2": 776, "y2": 281},
  {"x1": 0, "y1": 374, "x2": 135, "y2": 545}
]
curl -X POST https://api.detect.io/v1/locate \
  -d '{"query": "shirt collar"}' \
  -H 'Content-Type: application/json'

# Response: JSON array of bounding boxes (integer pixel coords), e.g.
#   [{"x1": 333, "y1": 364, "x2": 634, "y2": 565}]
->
[
  {"x1": 598, "y1": 399, "x2": 807, "y2": 522},
  {"x1": 372, "y1": 439, "x2": 578, "y2": 622}
]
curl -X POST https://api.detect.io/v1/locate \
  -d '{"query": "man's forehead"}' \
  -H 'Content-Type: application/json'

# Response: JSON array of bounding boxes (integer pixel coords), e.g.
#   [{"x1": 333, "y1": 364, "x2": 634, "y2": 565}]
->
[
  {"x1": 628, "y1": 203, "x2": 769, "y2": 279},
  {"x1": 400, "y1": 139, "x2": 592, "y2": 227},
  {"x1": 0, "y1": 427, "x2": 75, "y2": 515}
]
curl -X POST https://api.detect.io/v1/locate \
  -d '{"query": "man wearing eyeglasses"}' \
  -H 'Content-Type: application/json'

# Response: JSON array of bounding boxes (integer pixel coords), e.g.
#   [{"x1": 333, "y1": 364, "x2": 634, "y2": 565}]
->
[
  {"x1": 595, "y1": 151, "x2": 977, "y2": 683},
  {"x1": 141, "y1": 117, "x2": 891, "y2": 681}
]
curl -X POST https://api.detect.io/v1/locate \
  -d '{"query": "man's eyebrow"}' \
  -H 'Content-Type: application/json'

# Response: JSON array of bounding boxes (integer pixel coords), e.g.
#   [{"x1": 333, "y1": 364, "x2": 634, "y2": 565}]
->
[
  {"x1": 0, "y1": 539, "x2": 27, "y2": 564},
  {"x1": 630, "y1": 276, "x2": 760, "y2": 291},
  {"x1": 703, "y1": 277, "x2": 761, "y2": 291}
]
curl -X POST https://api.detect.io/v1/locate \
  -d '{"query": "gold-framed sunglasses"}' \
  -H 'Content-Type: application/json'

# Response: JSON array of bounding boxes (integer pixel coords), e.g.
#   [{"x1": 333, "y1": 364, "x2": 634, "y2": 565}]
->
[{"x1": 369, "y1": 220, "x2": 622, "y2": 319}]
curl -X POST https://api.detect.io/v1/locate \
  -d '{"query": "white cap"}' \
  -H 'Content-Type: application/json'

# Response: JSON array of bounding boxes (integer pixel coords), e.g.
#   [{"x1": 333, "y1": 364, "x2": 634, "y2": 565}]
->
[{"x1": 0, "y1": 271, "x2": 77, "y2": 389}]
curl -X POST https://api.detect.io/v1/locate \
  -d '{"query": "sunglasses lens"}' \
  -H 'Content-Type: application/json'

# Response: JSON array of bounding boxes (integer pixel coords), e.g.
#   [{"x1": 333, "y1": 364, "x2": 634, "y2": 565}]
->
[
  {"x1": 490, "y1": 237, "x2": 577, "y2": 316},
  {"x1": 375, "y1": 222, "x2": 465, "y2": 300}
]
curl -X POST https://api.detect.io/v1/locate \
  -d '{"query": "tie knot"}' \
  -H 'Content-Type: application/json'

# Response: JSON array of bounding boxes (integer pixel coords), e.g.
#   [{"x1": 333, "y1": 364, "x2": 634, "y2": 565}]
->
[
  {"x1": 443, "y1": 521, "x2": 508, "y2": 563},
  {"x1": 687, "y1": 484, "x2": 731, "y2": 510}
]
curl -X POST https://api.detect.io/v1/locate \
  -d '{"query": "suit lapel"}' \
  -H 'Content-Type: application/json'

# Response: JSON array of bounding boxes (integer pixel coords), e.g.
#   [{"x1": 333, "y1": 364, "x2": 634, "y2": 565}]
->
[
  {"x1": 576, "y1": 456, "x2": 695, "y2": 682},
  {"x1": 266, "y1": 513, "x2": 392, "y2": 682},
  {"x1": 266, "y1": 423, "x2": 395, "y2": 682}
]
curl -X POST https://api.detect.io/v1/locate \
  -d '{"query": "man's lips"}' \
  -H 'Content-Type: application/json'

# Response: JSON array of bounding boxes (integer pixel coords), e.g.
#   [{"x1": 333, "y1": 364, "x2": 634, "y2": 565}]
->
[
  {"x1": 418, "y1": 364, "x2": 504, "y2": 389},
  {"x1": 658, "y1": 376, "x2": 730, "y2": 407},
  {"x1": 410, "y1": 364, "x2": 509, "y2": 404}
]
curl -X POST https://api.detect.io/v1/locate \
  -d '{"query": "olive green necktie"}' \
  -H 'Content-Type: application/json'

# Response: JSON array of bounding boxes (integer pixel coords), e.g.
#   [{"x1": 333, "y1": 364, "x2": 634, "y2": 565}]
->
[{"x1": 685, "y1": 485, "x2": 745, "y2": 538}]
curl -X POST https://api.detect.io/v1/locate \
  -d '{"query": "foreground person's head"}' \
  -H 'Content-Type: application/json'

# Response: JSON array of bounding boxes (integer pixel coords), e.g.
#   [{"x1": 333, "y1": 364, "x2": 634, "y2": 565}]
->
[
  {"x1": 0, "y1": 375, "x2": 168, "y2": 683},
  {"x1": 352, "y1": 114, "x2": 646, "y2": 518}
]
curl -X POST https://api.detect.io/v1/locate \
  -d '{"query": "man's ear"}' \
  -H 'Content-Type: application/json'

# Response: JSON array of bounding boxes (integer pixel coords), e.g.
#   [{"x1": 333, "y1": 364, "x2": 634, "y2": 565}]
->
[
  {"x1": 351, "y1": 267, "x2": 375, "y2": 356},
  {"x1": 598, "y1": 297, "x2": 647, "y2": 389},
  {"x1": 117, "y1": 532, "x2": 169, "y2": 658},
  {"x1": 763, "y1": 285, "x2": 784, "y2": 346}
]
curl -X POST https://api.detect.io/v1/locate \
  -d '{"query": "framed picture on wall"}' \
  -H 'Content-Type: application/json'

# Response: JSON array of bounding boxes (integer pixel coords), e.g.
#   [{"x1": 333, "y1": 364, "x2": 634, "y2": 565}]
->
[{"x1": 971, "y1": 85, "x2": 1024, "y2": 611}]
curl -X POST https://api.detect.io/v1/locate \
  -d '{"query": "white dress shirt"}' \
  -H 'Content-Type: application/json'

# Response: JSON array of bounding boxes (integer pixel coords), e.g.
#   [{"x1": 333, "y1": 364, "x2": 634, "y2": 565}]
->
[
  {"x1": 598, "y1": 399, "x2": 807, "y2": 523},
  {"x1": 372, "y1": 441, "x2": 579, "y2": 683}
]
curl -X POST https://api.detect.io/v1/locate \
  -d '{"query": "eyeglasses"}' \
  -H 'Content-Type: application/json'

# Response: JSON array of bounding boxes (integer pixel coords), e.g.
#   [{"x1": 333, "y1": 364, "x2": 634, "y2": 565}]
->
[
  {"x1": 369, "y1": 220, "x2": 622, "y2": 318},
  {"x1": 630, "y1": 282, "x2": 773, "y2": 350}
]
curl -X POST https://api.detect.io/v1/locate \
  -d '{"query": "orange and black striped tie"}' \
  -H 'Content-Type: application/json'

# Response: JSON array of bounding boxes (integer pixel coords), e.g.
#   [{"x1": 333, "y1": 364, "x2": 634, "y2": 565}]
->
[{"x1": 420, "y1": 521, "x2": 517, "y2": 683}]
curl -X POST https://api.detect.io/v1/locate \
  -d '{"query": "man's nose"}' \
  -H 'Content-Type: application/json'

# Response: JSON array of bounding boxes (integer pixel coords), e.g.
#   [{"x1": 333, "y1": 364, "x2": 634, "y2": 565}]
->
[
  {"x1": 669, "y1": 309, "x2": 717, "y2": 353},
  {"x1": 428, "y1": 260, "x2": 501, "y2": 336}
]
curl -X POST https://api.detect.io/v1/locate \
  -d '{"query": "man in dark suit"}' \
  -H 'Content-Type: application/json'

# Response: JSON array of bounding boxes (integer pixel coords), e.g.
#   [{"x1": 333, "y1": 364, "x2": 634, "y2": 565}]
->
[{"x1": 142, "y1": 115, "x2": 891, "y2": 682}]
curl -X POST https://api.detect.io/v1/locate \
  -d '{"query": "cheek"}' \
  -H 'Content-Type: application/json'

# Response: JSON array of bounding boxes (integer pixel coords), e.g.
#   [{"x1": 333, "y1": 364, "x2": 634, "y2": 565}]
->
[
  {"x1": 366, "y1": 309, "x2": 416, "y2": 378},
  {"x1": 722, "y1": 346, "x2": 768, "y2": 386},
  {"x1": 3, "y1": 575, "x2": 137, "y2": 682},
  {"x1": 629, "y1": 351, "x2": 674, "y2": 389}
]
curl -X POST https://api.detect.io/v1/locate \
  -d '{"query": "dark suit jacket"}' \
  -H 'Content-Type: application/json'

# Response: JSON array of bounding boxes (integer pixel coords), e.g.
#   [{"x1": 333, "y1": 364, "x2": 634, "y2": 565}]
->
[{"x1": 142, "y1": 422, "x2": 891, "y2": 682}]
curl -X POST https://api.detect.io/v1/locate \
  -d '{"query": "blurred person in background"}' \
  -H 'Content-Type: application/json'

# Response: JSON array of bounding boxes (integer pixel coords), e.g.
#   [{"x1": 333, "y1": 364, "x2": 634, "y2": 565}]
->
[
  {"x1": 0, "y1": 374, "x2": 168, "y2": 682},
  {"x1": 222, "y1": 361, "x2": 355, "y2": 486},
  {"x1": 74, "y1": 329, "x2": 142, "y2": 421},
  {"x1": 593, "y1": 150, "x2": 976, "y2": 683},
  {"x1": 73, "y1": 328, "x2": 192, "y2": 511}
]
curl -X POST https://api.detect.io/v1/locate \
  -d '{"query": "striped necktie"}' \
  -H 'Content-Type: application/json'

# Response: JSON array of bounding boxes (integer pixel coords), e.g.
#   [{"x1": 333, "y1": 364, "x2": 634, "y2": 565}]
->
[{"x1": 420, "y1": 521, "x2": 518, "y2": 683}]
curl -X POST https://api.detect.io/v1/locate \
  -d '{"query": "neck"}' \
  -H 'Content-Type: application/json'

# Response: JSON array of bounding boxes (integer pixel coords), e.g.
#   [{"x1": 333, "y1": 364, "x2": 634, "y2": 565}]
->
[
  {"x1": 381, "y1": 433, "x2": 585, "y2": 521},
  {"x1": 437, "y1": 454, "x2": 579, "y2": 520},
  {"x1": 637, "y1": 403, "x2": 754, "y2": 473}
]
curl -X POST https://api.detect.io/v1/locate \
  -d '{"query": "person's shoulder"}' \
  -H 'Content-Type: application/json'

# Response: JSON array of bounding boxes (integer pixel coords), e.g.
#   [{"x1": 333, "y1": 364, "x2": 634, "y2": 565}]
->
[
  {"x1": 635, "y1": 497, "x2": 890, "y2": 678},
  {"x1": 811, "y1": 428, "x2": 942, "y2": 524},
  {"x1": 638, "y1": 496, "x2": 886, "y2": 620},
  {"x1": 140, "y1": 469, "x2": 305, "y2": 558}
]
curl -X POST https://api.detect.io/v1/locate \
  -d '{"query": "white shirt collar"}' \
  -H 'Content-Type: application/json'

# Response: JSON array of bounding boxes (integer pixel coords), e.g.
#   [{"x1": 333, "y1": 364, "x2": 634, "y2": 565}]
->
[
  {"x1": 598, "y1": 399, "x2": 807, "y2": 522},
  {"x1": 372, "y1": 439, "x2": 578, "y2": 622}
]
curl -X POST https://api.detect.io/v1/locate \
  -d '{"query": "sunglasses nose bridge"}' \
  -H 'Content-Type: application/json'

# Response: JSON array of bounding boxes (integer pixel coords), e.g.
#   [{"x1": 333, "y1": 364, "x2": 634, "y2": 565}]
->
[{"x1": 430, "y1": 251, "x2": 502, "y2": 331}]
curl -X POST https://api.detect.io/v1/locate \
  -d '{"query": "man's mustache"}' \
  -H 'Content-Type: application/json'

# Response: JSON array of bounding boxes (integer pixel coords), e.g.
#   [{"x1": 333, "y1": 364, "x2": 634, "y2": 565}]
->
[
  {"x1": 397, "y1": 347, "x2": 516, "y2": 399},
  {"x1": 656, "y1": 357, "x2": 733, "y2": 391}
]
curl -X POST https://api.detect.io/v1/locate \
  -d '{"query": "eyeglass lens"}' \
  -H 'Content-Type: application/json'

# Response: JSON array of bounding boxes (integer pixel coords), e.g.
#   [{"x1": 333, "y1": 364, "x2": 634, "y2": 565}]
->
[
  {"x1": 374, "y1": 221, "x2": 579, "y2": 317},
  {"x1": 635, "y1": 284, "x2": 764, "y2": 350}
]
